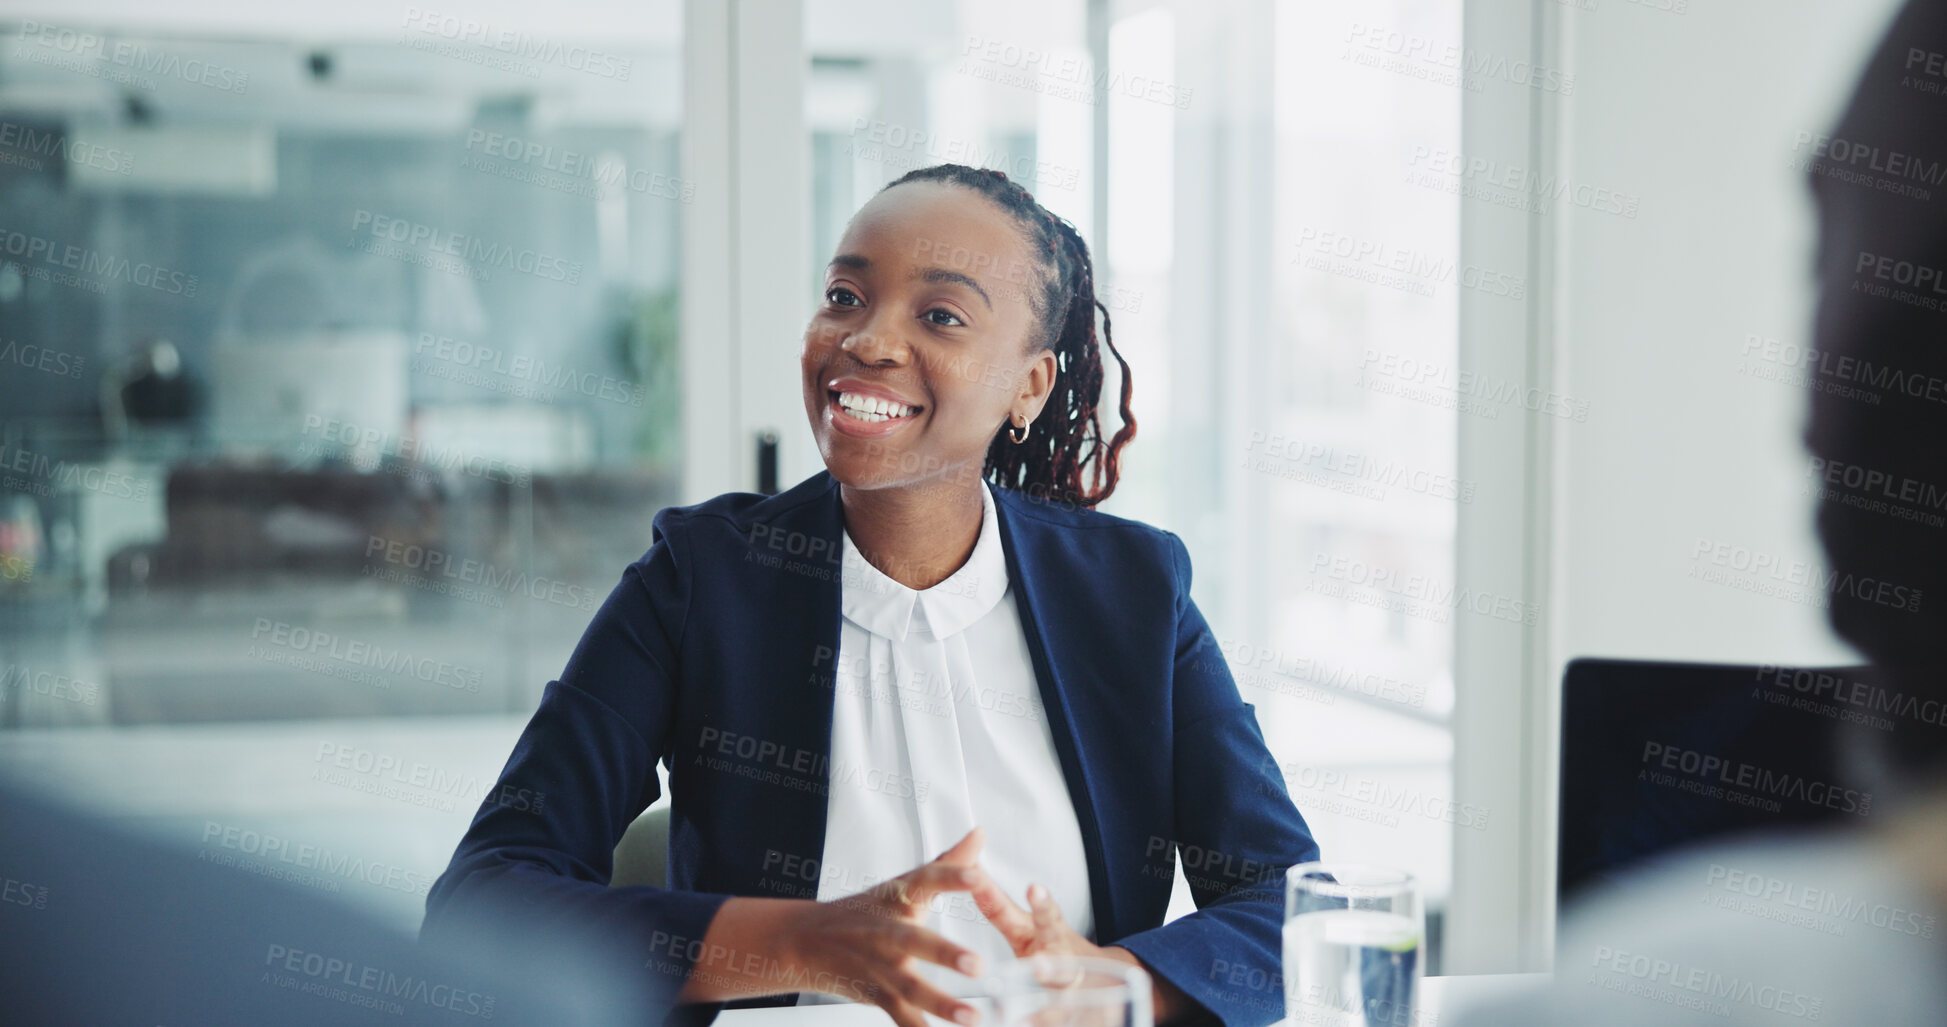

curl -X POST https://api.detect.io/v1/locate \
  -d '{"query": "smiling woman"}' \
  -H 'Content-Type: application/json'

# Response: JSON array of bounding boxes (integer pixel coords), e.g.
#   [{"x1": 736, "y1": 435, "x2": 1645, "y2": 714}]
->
[
  {"x1": 804, "y1": 165, "x2": 1136, "y2": 589},
  {"x1": 424, "y1": 164, "x2": 1320, "y2": 1027}
]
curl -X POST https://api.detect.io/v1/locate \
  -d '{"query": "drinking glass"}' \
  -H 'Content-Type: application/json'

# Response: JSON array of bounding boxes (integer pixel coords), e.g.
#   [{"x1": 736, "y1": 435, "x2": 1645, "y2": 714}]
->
[
  {"x1": 1284, "y1": 863, "x2": 1424, "y2": 1027},
  {"x1": 967, "y1": 955, "x2": 1152, "y2": 1027}
]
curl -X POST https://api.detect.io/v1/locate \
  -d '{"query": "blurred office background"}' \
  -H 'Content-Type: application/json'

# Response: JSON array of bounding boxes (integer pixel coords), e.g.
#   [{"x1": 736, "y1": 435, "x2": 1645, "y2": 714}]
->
[{"x1": 0, "y1": 0, "x2": 1907, "y2": 977}]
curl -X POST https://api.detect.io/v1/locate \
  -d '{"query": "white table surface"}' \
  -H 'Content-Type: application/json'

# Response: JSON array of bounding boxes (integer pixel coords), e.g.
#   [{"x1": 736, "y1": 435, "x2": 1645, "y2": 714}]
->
[{"x1": 717, "y1": 974, "x2": 1552, "y2": 1025}]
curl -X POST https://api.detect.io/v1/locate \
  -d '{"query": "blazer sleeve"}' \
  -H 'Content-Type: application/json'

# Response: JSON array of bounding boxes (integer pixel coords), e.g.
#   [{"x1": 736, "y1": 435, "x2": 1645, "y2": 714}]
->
[
  {"x1": 421, "y1": 509, "x2": 732, "y2": 1012},
  {"x1": 1112, "y1": 530, "x2": 1322, "y2": 1027}
]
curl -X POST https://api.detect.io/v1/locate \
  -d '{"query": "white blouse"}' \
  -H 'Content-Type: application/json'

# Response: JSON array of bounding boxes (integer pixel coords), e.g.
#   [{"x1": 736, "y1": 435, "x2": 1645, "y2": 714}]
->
[{"x1": 799, "y1": 480, "x2": 1094, "y2": 1001}]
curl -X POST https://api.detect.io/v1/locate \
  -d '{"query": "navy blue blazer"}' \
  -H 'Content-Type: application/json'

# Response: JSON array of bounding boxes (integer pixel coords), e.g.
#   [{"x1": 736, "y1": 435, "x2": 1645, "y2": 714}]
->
[{"x1": 424, "y1": 471, "x2": 1319, "y2": 1026}]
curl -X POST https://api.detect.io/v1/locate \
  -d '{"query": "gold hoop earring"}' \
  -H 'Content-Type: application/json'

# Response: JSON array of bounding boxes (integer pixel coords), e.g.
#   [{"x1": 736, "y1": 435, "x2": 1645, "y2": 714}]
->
[{"x1": 1008, "y1": 416, "x2": 1030, "y2": 445}]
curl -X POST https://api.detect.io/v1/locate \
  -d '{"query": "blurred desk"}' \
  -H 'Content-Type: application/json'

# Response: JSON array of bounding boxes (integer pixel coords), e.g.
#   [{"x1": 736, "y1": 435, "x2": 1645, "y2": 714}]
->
[{"x1": 716, "y1": 974, "x2": 1552, "y2": 1024}]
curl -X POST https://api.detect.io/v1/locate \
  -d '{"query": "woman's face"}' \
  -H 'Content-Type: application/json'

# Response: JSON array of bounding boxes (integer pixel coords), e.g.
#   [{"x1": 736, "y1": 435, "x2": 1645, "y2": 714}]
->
[{"x1": 802, "y1": 181, "x2": 1057, "y2": 494}]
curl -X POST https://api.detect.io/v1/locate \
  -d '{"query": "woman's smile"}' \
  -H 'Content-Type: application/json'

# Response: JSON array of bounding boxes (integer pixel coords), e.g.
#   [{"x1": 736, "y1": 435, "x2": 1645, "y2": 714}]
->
[{"x1": 825, "y1": 378, "x2": 927, "y2": 438}]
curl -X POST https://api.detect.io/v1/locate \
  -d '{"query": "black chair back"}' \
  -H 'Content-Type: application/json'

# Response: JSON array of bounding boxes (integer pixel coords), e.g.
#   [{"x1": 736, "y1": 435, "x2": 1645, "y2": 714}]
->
[{"x1": 1556, "y1": 657, "x2": 1878, "y2": 904}]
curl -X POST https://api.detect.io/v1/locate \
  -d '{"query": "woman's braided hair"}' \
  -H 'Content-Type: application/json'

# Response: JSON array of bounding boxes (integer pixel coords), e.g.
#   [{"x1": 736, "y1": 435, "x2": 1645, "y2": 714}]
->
[{"x1": 880, "y1": 164, "x2": 1136, "y2": 508}]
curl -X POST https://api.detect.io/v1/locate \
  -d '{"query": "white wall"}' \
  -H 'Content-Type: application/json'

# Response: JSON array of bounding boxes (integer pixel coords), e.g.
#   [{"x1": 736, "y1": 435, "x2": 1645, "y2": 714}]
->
[
  {"x1": 1546, "y1": 0, "x2": 1904, "y2": 671},
  {"x1": 1452, "y1": 0, "x2": 1909, "y2": 973},
  {"x1": 0, "y1": 0, "x2": 683, "y2": 43}
]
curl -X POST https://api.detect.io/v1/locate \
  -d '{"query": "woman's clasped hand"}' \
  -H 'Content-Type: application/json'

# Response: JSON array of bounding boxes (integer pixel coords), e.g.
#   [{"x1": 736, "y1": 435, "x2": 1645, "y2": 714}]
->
[{"x1": 684, "y1": 826, "x2": 1152, "y2": 1027}]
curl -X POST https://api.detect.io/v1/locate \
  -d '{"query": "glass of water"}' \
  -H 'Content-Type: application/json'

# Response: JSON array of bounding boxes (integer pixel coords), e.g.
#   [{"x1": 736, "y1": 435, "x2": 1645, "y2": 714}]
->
[
  {"x1": 1284, "y1": 863, "x2": 1423, "y2": 1027},
  {"x1": 966, "y1": 955, "x2": 1152, "y2": 1027}
]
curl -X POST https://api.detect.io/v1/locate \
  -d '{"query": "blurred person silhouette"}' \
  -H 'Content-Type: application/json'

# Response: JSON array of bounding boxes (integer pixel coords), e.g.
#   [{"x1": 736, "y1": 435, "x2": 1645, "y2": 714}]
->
[
  {"x1": 1459, "y1": 1, "x2": 1947, "y2": 1022},
  {"x1": 0, "y1": 774, "x2": 667, "y2": 1025}
]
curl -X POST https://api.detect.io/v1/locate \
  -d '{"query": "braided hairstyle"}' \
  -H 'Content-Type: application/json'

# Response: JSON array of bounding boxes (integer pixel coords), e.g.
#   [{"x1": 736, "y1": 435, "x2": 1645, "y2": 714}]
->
[{"x1": 880, "y1": 164, "x2": 1137, "y2": 509}]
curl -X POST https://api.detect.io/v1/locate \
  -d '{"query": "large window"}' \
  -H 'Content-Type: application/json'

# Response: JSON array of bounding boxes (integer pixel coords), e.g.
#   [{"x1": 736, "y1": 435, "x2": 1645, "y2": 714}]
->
[
  {"x1": 0, "y1": 6, "x2": 685, "y2": 931},
  {"x1": 804, "y1": 0, "x2": 1463, "y2": 969}
]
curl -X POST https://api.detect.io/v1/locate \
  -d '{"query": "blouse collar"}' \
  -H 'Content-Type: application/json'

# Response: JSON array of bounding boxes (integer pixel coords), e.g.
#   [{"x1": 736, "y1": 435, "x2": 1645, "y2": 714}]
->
[{"x1": 839, "y1": 480, "x2": 1008, "y2": 641}]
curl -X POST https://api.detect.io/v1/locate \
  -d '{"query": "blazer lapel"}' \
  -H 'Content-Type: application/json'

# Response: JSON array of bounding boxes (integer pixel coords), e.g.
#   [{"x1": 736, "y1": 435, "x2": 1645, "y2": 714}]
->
[
  {"x1": 721, "y1": 474, "x2": 846, "y2": 899},
  {"x1": 991, "y1": 490, "x2": 1119, "y2": 941}
]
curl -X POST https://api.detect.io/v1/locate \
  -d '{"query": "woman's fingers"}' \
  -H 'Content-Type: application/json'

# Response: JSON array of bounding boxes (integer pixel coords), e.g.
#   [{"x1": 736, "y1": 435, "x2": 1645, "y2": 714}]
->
[
  {"x1": 879, "y1": 964, "x2": 981, "y2": 1027},
  {"x1": 967, "y1": 869, "x2": 1038, "y2": 954},
  {"x1": 881, "y1": 861, "x2": 983, "y2": 913},
  {"x1": 865, "y1": 830, "x2": 986, "y2": 914},
  {"x1": 1026, "y1": 883, "x2": 1066, "y2": 937},
  {"x1": 933, "y1": 825, "x2": 986, "y2": 866},
  {"x1": 890, "y1": 919, "x2": 986, "y2": 978},
  {"x1": 879, "y1": 995, "x2": 939, "y2": 1027},
  {"x1": 863, "y1": 930, "x2": 982, "y2": 1027}
]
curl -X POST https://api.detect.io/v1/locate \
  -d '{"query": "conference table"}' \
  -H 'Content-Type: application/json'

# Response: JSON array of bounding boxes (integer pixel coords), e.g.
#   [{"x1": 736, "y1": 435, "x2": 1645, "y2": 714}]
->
[{"x1": 718, "y1": 974, "x2": 1552, "y2": 1025}]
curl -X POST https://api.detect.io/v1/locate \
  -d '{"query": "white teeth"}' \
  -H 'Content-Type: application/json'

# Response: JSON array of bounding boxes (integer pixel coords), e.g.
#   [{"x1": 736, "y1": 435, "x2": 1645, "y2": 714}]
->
[{"x1": 837, "y1": 391, "x2": 914, "y2": 421}]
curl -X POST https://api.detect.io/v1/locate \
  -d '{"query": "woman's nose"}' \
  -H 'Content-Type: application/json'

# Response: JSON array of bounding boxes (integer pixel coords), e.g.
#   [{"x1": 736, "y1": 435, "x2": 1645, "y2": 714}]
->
[{"x1": 840, "y1": 317, "x2": 911, "y2": 366}]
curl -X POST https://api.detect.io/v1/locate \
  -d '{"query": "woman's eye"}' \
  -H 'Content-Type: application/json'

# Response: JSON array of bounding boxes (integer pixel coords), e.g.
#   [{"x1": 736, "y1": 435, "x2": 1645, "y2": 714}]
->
[
  {"x1": 923, "y1": 308, "x2": 965, "y2": 327},
  {"x1": 826, "y1": 286, "x2": 862, "y2": 307}
]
